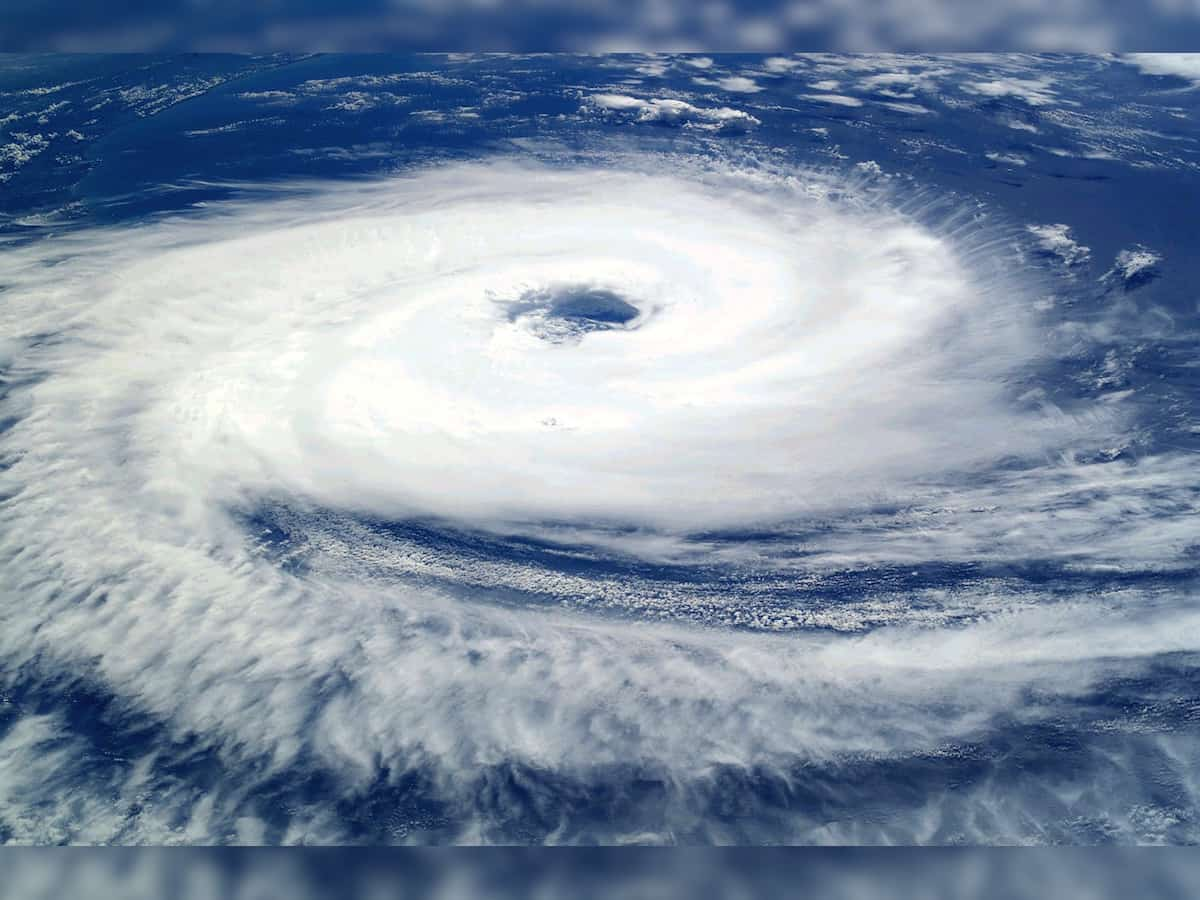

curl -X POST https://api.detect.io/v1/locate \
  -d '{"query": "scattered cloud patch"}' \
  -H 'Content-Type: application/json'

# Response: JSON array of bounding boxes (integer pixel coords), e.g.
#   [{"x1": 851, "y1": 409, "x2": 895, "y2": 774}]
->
[
  {"x1": 962, "y1": 77, "x2": 1058, "y2": 106},
  {"x1": 879, "y1": 101, "x2": 933, "y2": 115},
  {"x1": 858, "y1": 72, "x2": 918, "y2": 93},
  {"x1": 987, "y1": 151, "x2": 1028, "y2": 166},
  {"x1": 185, "y1": 118, "x2": 285, "y2": 137},
  {"x1": 238, "y1": 79, "x2": 411, "y2": 113},
  {"x1": 588, "y1": 93, "x2": 645, "y2": 112},
  {"x1": 1027, "y1": 223, "x2": 1091, "y2": 267},
  {"x1": 1103, "y1": 246, "x2": 1162, "y2": 287},
  {"x1": 801, "y1": 93, "x2": 863, "y2": 108},
  {"x1": 239, "y1": 90, "x2": 297, "y2": 105},
  {"x1": 1006, "y1": 119, "x2": 1040, "y2": 133},
  {"x1": 0, "y1": 131, "x2": 51, "y2": 182},
  {"x1": 857, "y1": 69, "x2": 951, "y2": 97},
  {"x1": 635, "y1": 60, "x2": 669, "y2": 77},
  {"x1": 326, "y1": 91, "x2": 410, "y2": 113},
  {"x1": 764, "y1": 57, "x2": 803, "y2": 74},
  {"x1": 588, "y1": 93, "x2": 760, "y2": 131},
  {"x1": 694, "y1": 75, "x2": 763, "y2": 93},
  {"x1": 409, "y1": 107, "x2": 481, "y2": 124},
  {"x1": 299, "y1": 74, "x2": 429, "y2": 92}
]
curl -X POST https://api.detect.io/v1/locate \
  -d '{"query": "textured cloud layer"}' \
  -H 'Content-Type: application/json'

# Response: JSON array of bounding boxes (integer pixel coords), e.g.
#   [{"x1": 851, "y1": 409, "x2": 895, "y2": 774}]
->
[{"x1": 1, "y1": 155, "x2": 1197, "y2": 843}]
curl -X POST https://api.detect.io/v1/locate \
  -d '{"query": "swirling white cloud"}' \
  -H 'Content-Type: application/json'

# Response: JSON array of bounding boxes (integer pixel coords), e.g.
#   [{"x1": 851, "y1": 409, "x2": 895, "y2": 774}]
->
[{"x1": 1, "y1": 154, "x2": 1197, "y2": 843}]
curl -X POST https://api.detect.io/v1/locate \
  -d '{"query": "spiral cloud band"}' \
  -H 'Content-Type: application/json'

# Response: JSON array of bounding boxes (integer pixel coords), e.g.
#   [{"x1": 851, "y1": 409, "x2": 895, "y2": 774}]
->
[
  {"x1": 139, "y1": 163, "x2": 1044, "y2": 529},
  {"x1": 2, "y1": 155, "x2": 1198, "y2": 843}
]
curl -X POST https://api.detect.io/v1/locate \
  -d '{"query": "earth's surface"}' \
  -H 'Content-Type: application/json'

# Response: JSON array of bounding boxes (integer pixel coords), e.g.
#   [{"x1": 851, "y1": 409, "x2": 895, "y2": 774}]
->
[{"x1": 1, "y1": 53, "x2": 1199, "y2": 844}]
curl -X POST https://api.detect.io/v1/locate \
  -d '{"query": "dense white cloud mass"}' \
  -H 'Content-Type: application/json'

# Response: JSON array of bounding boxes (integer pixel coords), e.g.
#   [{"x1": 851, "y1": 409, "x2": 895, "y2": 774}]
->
[
  {"x1": 1122, "y1": 53, "x2": 1200, "y2": 86},
  {"x1": 1, "y1": 156, "x2": 1198, "y2": 843},
  {"x1": 0, "y1": 161, "x2": 1065, "y2": 533}
]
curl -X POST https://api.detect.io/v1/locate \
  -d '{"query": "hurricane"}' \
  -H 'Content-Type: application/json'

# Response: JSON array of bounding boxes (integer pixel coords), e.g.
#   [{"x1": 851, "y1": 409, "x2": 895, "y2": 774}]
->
[{"x1": 2, "y1": 53, "x2": 1199, "y2": 845}]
